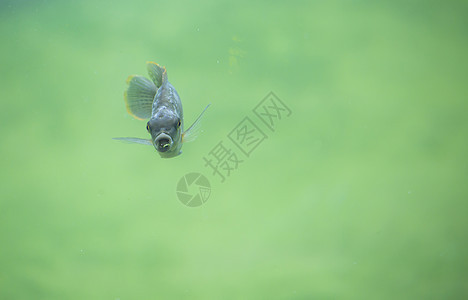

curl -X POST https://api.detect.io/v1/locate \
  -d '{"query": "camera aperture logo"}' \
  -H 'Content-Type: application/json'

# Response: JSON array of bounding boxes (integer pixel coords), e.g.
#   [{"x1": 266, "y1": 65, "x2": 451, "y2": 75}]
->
[{"x1": 176, "y1": 173, "x2": 211, "y2": 207}]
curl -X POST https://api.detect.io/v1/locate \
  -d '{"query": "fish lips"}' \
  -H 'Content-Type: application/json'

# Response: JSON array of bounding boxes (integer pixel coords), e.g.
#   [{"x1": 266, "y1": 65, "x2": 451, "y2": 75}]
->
[{"x1": 154, "y1": 133, "x2": 173, "y2": 152}]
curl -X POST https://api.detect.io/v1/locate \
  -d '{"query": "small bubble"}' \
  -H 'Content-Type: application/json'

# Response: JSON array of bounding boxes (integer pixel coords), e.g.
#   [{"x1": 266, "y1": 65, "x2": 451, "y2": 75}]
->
[
  {"x1": 196, "y1": 27, "x2": 200, "y2": 32},
  {"x1": 216, "y1": 60, "x2": 220, "y2": 64},
  {"x1": 408, "y1": 190, "x2": 412, "y2": 194}
]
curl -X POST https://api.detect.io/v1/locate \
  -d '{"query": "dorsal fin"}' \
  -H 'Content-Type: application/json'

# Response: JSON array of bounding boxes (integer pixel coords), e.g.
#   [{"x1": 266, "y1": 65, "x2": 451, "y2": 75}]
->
[
  {"x1": 162, "y1": 67, "x2": 168, "y2": 85},
  {"x1": 146, "y1": 61, "x2": 167, "y2": 88}
]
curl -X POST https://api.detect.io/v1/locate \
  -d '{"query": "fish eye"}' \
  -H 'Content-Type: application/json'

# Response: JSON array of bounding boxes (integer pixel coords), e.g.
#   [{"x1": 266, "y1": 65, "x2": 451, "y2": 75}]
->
[
  {"x1": 146, "y1": 123, "x2": 150, "y2": 132},
  {"x1": 177, "y1": 119, "x2": 181, "y2": 127}
]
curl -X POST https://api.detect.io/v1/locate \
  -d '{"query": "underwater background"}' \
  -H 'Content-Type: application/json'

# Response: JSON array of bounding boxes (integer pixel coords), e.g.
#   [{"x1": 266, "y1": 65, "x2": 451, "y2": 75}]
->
[{"x1": 1, "y1": 0, "x2": 467, "y2": 299}]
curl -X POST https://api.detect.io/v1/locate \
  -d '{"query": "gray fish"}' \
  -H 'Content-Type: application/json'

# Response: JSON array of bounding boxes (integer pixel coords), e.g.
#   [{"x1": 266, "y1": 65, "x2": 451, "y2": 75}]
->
[{"x1": 114, "y1": 62, "x2": 209, "y2": 158}]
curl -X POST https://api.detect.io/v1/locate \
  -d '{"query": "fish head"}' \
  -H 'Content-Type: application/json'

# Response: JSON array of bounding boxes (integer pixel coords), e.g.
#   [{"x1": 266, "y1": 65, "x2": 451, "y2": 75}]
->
[{"x1": 147, "y1": 110, "x2": 182, "y2": 158}]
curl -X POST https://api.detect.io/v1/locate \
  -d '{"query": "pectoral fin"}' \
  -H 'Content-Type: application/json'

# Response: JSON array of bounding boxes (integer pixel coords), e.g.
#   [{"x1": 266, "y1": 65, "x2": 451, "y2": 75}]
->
[
  {"x1": 124, "y1": 75, "x2": 157, "y2": 120},
  {"x1": 182, "y1": 104, "x2": 210, "y2": 143},
  {"x1": 112, "y1": 137, "x2": 153, "y2": 146}
]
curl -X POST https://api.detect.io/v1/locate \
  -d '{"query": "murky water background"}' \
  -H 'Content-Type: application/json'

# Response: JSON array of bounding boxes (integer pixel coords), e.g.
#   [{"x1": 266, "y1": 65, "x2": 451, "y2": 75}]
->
[{"x1": 1, "y1": 0, "x2": 467, "y2": 298}]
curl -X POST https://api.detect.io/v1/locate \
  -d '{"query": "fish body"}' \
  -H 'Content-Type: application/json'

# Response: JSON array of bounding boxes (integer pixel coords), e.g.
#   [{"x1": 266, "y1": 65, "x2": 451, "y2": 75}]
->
[{"x1": 114, "y1": 62, "x2": 209, "y2": 158}]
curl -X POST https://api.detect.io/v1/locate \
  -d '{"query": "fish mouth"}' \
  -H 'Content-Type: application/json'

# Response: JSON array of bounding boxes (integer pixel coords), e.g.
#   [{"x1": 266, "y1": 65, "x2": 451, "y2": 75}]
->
[{"x1": 154, "y1": 133, "x2": 173, "y2": 152}]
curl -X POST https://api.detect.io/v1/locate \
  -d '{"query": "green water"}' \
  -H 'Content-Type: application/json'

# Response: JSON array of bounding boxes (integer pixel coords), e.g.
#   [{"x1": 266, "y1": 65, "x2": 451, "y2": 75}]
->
[{"x1": 1, "y1": 0, "x2": 467, "y2": 299}]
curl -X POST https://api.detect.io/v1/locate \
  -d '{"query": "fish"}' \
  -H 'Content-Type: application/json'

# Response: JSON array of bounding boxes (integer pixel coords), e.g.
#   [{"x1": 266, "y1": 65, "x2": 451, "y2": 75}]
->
[{"x1": 114, "y1": 62, "x2": 210, "y2": 158}]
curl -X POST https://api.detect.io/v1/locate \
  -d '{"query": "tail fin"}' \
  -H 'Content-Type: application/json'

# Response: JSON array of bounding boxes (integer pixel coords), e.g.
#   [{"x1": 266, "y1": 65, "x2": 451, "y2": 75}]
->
[{"x1": 124, "y1": 75, "x2": 157, "y2": 120}]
